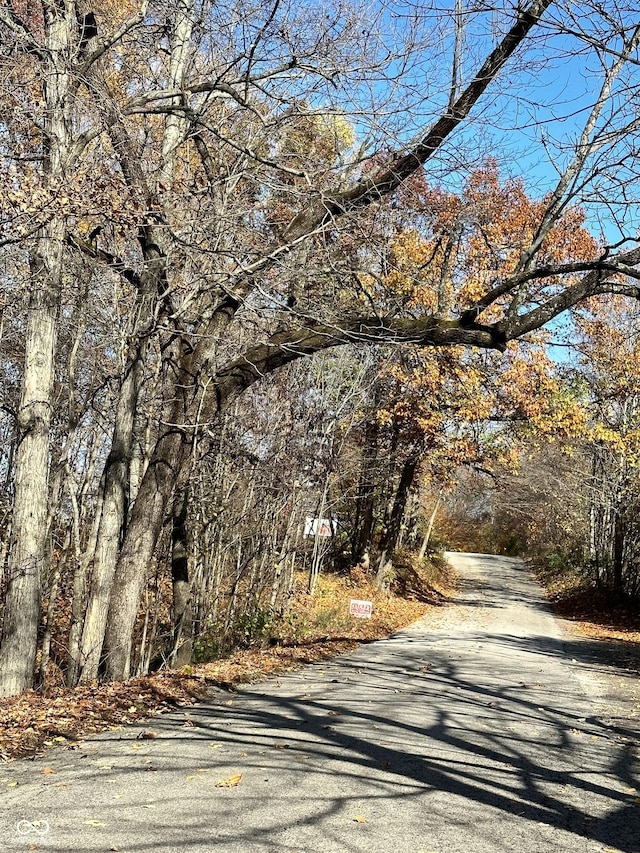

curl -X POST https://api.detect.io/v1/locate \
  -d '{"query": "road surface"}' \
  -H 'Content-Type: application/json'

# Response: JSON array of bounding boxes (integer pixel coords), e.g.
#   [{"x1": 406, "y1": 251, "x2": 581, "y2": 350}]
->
[{"x1": 2, "y1": 553, "x2": 639, "y2": 852}]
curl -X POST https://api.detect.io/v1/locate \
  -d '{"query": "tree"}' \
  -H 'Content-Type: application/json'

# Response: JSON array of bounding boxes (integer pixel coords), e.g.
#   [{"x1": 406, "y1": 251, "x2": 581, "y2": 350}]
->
[
  {"x1": 573, "y1": 299, "x2": 640, "y2": 597},
  {"x1": 3, "y1": 0, "x2": 640, "y2": 694}
]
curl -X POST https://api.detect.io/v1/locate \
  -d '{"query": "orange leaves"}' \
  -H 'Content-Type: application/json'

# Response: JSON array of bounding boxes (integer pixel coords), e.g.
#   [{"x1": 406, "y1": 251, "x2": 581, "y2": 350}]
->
[
  {"x1": 383, "y1": 159, "x2": 600, "y2": 321},
  {"x1": 573, "y1": 298, "x2": 640, "y2": 463}
]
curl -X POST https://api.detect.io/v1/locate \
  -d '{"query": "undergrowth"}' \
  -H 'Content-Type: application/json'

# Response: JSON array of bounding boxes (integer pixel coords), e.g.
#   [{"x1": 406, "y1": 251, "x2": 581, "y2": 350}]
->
[{"x1": 532, "y1": 549, "x2": 640, "y2": 641}]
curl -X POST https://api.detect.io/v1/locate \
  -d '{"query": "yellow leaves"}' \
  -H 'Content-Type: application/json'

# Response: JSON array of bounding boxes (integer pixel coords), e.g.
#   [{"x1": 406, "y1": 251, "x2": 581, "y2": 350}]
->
[
  {"x1": 83, "y1": 819, "x2": 107, "y2": 828},
  {"x1": 215, "y1": 773, "x2": 243, "y2": 788},
  {"x1": 498, "y1": 345, "x2": 585, "y2": 439},
  {"x1": 591, "y1": 424, "x2": 624, "y2": 448},
  {"x1": 314, "y1": 114, "x2": 355, "y2": 154},
  {"x1": 352, "y1": 815, "x2": 367, "y2": 823}
]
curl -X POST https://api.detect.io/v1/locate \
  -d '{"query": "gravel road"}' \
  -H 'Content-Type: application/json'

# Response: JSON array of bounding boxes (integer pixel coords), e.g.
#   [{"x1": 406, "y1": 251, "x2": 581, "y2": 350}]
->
[{"x1": 2, "y1": 552, "x2": 639, "y2": 853}]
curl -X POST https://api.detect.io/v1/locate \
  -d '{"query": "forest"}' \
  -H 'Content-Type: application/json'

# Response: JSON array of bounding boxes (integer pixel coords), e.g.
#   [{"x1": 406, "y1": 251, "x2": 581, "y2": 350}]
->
[{"x1": 2, "y1": 0, "x2": 640, "y2": 700}]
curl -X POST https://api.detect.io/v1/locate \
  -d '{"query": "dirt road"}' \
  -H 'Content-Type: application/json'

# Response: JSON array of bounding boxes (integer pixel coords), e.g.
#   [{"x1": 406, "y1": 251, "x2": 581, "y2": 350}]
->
[{"x1": 2, "y1": 553, "x2": 639, "y2": 852}]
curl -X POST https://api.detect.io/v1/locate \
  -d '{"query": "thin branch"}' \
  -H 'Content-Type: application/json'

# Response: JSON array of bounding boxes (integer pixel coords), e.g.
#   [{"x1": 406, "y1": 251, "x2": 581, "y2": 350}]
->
[{"x1": 283, "y1": 0, "x2": 554, "y2": 241}]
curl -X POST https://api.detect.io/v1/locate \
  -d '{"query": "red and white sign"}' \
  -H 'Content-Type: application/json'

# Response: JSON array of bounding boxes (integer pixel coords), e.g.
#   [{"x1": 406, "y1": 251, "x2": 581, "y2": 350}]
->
[{"x1": 349, "y1": 599, "x2": 373, "y2": 619}]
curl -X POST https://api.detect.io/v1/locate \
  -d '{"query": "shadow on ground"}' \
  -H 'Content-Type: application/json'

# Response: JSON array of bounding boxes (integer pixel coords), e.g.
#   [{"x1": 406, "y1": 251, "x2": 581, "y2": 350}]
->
[{"x1": 71, "y1": 630, "x2": 640, "y2": 853}]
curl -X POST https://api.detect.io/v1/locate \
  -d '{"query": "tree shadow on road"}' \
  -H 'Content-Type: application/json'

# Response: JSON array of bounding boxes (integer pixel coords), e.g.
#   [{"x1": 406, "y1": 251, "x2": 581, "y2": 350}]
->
[{"x1": 125, "y1": 632, "x2": 640, "y2": 853}]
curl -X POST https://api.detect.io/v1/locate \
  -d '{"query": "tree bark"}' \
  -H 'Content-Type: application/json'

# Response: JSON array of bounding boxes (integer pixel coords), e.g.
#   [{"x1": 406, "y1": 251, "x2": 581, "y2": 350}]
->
[
  {"x1": 0, "y1": 235, "x2": 63, "y2": 696},
  {"x1": 103, "y1": 419, "x2": 190, "y2": 681},
  {"x1": 376, "y1": 452, "x2": 421, "y2": 586},
  {"x1": 418, "y1": 494, "x2": 441, "y2": 560},
  {"x1": 170, "y1": 485, "x2": 193, "y2": 667},
  {"x1": 76, "y1": 354, "x2": 145, "y2": 683},
  {"x1": 0, "y1": 5, "x2": 75, "y2": 697}
]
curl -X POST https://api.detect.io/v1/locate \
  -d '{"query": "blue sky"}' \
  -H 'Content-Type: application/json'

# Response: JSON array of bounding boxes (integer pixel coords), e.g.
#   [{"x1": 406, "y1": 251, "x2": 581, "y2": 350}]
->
[{"x1": 364, "y1": 2, "x2": 640, "y2": 244}]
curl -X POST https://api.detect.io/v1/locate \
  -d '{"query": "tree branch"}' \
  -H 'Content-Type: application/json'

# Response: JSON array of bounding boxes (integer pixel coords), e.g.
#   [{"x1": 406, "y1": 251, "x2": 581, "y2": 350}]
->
[
  {"x1": 283, "y1": 0, "x2": 554, "y2": 241},
  {"x1": 500, "y1": 275, "x2": 640, "y2": 340},
  {"x1": 214, "y1": 315, "x2": 507, "y2": 408}
]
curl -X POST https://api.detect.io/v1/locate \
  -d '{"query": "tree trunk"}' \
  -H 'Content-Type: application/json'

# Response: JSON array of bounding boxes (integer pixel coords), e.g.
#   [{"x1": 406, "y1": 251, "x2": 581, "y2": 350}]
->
[
  {"x1": 612, "y1": 505, "x2": 625, "y2": 595},
  {"x1": 0, "y1": 8, "x2": 74, "y2": 697},
  {"x1": 0, "y1": 230, "x2": 64, "y2": 696},
  {"x1": 352, "y1": 418, "x2": 379, "y2": 566},
  {"x1": 103, "y1": 418, "x2": 190, "y2": 681},
  {"x1": 170, "y1": 486, "x2": 193, "y2": 667},
  {"x1": 376, "y1": 452, "x2": 420, "y2": 586},
  {"x1": 76, "y1": 355, "x2": 145, "y2": 683},
  {"x1": 418, "y1": 494, "x2": 441, "y2": 560}
]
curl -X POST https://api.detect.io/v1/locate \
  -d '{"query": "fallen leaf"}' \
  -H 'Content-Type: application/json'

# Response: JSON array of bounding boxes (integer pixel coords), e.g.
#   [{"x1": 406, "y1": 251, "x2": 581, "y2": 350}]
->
[
  {"x1": 353, "y1": 815, "x2": 367, "y2": 823},
  {"x1": 41, "y1": 767, "x2": 56, "y2": 775},
  {"x1": 137, "y1": 731, "x2": 157, "y2": 740},
  {"x1": 7, "y1": 780, "x2": 18, "y2": 787},
  {"x1": 215, "y1": 773, "x2": 242, "y2": 788},
  {"x1": 82, "y1": 819, "x2": 106, "y2": 827}
]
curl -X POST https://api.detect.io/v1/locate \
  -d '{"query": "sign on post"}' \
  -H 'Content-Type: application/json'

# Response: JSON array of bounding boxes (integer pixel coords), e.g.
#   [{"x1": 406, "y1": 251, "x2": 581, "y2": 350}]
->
[
  {"x1": 304, "y1": 517, "x2": 336, "y2": 537},
  {"x1": 349, "y1": 599, "x2": 373, "y2": 619}
]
